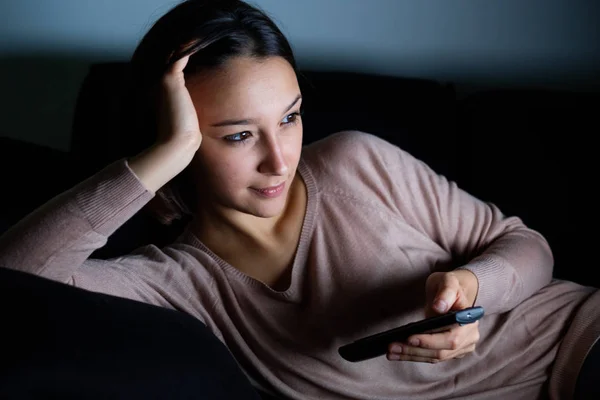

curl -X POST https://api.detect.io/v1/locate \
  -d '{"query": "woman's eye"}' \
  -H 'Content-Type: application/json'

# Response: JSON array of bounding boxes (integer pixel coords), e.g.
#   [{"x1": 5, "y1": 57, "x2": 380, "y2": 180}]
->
[
  {"x1": 224, "y1": 131, "x2": 252, "y2": 142},
  {"x1": 282, "y1": 112, "x2": 301, "y2": 124}
]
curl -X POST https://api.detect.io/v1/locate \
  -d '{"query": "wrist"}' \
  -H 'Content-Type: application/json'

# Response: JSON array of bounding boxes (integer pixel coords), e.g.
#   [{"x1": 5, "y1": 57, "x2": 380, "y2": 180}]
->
[
  {"x1": 156, "y1": 134, "x2": 202, "y2": 155},
  {"x1": 128, "y1": 140, "x2": 199, "y2": 193}
]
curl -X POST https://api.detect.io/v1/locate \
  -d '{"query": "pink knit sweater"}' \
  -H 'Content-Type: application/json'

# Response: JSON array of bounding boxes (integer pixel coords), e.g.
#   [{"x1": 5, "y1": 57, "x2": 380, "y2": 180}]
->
[{"x1": 1, "y1": 131, "x2": 598, "y2": 399}]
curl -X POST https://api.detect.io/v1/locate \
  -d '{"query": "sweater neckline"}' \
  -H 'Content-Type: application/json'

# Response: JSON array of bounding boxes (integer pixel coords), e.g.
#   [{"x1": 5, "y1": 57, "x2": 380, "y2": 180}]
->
[{"x1": 181, "y1": 156, "x2": 318, "y2": 302}]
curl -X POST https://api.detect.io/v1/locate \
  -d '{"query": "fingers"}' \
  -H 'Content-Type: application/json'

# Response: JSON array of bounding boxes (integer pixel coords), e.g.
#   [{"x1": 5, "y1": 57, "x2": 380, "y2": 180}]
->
[
  {"x1": 387, "y1": 322, "x2": 480, "y2": 363},
  {"x1": 163, "y1": 54, "x2": 191, "y2": 88},
  {"x1": 387, "y1": 344, "x2": 476, "y2": 363},
  {"x1": 416, "y1": 322, "x2": 479, "y2": 351},
  {"x1": 171, "y1": 54, "x2": 191, "y2": 74},
  {"x1": 156, "y1": 53, "x2": 202, "y2": 147}
]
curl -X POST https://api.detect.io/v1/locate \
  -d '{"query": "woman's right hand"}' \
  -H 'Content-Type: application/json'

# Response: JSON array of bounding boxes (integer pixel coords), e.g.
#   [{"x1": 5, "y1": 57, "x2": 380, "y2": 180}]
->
[
  {"x1": 156, "y1": 54, "x2": 202, "y2": 148},
  {"x1": 129, "y1": 54, "x2": 202, "y2": 192}
]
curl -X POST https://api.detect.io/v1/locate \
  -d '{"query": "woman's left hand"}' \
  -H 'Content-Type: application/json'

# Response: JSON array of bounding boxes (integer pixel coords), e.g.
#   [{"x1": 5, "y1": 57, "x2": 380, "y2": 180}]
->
[{"x1": 387, "y1": 269, "x2": 481, "y2": 363}]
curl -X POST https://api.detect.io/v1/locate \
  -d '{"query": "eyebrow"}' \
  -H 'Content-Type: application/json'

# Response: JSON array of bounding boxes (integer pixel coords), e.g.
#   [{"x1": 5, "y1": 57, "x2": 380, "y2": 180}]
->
[{"x1": 210, "y1": 94, "x2": 302, "y2": 127}]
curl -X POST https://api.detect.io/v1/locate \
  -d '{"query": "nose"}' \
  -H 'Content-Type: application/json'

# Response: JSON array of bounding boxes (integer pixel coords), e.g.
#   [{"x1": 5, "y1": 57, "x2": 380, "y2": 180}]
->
[{"x1": 258, "y1": 135, "x2": 288, "y2": 176}]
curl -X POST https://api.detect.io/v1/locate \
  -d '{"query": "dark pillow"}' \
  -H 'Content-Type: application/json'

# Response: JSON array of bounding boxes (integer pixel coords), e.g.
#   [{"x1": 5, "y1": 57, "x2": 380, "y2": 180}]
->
[{"x1": 0, "y1": 266, "x2": 262, "y2": 399}]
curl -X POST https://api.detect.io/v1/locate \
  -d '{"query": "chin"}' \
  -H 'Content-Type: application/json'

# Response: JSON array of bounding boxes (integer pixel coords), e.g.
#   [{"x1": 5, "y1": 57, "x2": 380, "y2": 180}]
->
[
  {"x1": 239, "y1": 189, "x2": 290, "y2": 219},
  {"x1": 248, "y1": 200, "x2": 287, "y2": 219}
]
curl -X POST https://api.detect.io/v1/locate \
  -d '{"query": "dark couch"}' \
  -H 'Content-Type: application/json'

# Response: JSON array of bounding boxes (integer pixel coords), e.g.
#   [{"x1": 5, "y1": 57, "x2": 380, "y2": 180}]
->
[{"x1": 1, "y1": 62, "x2": 597, "y2": 286}]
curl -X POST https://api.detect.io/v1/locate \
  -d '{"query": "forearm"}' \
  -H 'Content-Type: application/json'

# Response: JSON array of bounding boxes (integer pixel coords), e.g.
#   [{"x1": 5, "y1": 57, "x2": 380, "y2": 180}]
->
[
  {"x1": 0, "y1": 161, "x2": 153, "y2": 282},
  {"x1": 128, "y1": 138, "x2": 199, "y2": 193}
]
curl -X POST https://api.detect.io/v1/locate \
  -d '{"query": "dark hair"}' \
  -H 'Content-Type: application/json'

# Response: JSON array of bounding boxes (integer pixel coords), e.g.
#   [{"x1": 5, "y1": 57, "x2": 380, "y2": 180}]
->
[{"x1": 123, "y1": 0, "x2": 297, "y2": 225}]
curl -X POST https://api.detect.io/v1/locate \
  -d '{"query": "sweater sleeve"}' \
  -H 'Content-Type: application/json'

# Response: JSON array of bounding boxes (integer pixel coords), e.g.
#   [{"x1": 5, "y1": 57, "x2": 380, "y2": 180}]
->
[
  {"x1": 384, "y1": 137, "x2": 553, "y2": 315},
  {"x1": 0, "y1": 159, "x2": 154, "y2": 284}
]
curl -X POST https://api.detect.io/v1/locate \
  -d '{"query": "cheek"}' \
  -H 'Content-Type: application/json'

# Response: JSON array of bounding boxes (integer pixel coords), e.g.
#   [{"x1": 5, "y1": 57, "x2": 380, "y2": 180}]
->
[
  {"x1": 285, "y1": 127, "x2": 303, "y2": 163},
  {"x1": 217, "y1": 164, "x2": 247, "y2": 191},
  {"x1": 199, "y1": 151, "x2": 254, "y2": 193}
]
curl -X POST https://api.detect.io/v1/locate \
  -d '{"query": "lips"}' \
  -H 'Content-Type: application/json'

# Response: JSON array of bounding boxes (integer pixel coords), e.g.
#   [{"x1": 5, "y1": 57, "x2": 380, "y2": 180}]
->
[{"x1": 251, "y1": 182, "x2": 286, "y2": 198}]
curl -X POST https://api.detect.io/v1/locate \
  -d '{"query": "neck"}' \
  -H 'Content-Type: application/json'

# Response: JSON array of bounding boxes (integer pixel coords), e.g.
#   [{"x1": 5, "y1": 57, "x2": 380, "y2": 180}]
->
[{"x1": 192, "y1": 172, "x2": 306, "y2": 251}]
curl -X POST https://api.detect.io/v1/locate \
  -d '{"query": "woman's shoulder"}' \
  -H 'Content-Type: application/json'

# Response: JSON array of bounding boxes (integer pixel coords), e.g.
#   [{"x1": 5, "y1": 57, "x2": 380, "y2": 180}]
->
[
  {"x1": 300, "y1": 130, "x2": 419, "y2": 207},
  {"x1": 303, "y1": 130, "x2": 396, "y2": 158},
  {"x1": 301, "y1": 130, "x2": 410, "y2": 182}
]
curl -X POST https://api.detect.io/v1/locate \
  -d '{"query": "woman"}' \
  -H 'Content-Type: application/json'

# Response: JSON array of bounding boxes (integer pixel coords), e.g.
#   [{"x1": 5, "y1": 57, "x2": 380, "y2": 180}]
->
[{"x1": 0, "y1": 0, "x2": 598, "y2": 399}]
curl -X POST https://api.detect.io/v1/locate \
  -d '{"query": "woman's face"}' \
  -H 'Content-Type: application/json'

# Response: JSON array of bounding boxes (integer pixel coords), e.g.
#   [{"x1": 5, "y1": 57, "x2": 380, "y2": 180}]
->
[{"x1": 186, "y1": 56, "x2": 303, "y2": 219}]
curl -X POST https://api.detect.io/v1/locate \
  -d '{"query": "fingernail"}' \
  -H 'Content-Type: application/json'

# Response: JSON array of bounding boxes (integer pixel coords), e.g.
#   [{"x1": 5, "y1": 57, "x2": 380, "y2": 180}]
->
[
  {"x1": 391, "y1": 344, "x2": 402, "y2": 353},
  {"x1": 388, "y1": 354, "x2": 400, "y2": 361},
  {"x1": 434, "y1": 300, "x2": 448, "y2": 313},
  {"x1": 409, "y1": 338, "x2": 420, "y2": 346}
]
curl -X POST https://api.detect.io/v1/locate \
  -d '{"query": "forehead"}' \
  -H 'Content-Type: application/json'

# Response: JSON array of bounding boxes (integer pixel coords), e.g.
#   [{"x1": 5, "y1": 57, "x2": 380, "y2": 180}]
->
[{"x1": 186, "y1": 56, "x2": 300, "y2": 118}]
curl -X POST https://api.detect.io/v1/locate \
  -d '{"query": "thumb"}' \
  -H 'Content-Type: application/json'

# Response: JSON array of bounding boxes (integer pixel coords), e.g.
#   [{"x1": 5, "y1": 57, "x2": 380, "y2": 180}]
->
[
  {"x1": 431, "y1": 274, "x2": 462, "y2": 314},
  {"x1": 432, "y1": 288, "x2": 457, "y2": 314}
]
